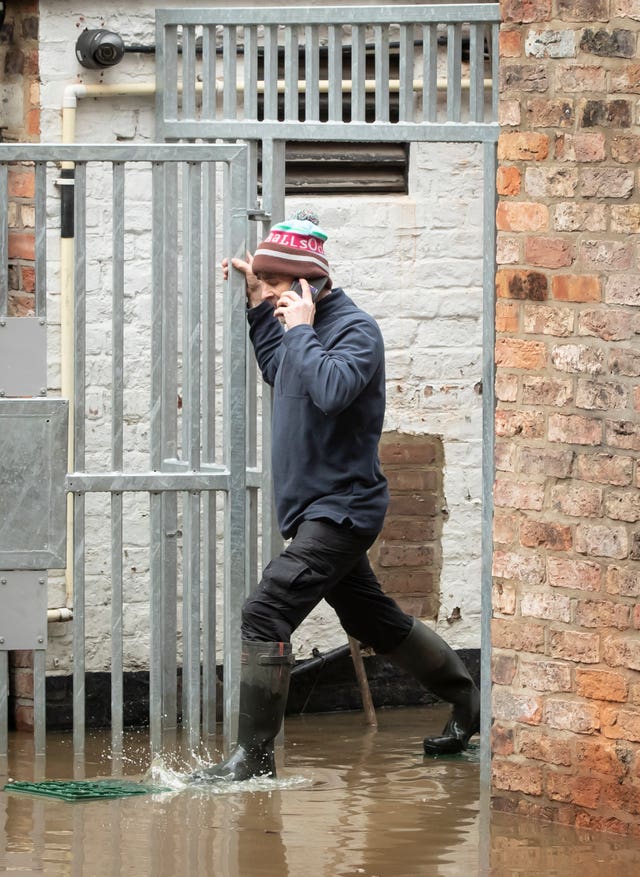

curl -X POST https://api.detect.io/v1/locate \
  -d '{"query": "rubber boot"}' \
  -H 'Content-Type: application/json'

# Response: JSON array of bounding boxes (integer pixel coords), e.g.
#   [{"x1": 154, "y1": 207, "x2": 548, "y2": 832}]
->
[
  {"x1": 190, "y1": 641, "x2": 294, "y2": 783},
  {"x1": 386, "y1": 619, "x2": 480, "y2": 756}
]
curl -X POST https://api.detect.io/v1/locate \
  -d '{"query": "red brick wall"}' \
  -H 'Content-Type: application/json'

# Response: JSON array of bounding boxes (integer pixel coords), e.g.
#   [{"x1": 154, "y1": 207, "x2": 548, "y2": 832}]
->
[{"x1": 493, "y1": 0, "x2": 640, "y2": 833}]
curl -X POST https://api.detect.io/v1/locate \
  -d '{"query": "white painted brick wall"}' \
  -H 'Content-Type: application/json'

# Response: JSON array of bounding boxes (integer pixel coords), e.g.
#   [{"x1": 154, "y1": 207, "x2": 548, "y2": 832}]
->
[{"x1": 40, "y1": 1, "x2": 484, "y2": 672}]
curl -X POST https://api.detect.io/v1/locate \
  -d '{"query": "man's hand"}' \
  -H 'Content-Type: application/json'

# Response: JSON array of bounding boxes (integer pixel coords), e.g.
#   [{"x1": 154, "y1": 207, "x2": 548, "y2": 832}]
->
[
  {"x1": 274, "y1": 279, "x2": 316, "y2": 329},
  {"x1": 221, "y1": 252, "x2": 263, "y2": 308}
]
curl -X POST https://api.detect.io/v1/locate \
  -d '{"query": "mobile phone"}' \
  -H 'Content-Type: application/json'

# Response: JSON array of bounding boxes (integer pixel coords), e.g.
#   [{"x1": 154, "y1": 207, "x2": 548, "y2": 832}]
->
[{"x1": 291, "y1": 277, "x2": 328, "y2": 302}]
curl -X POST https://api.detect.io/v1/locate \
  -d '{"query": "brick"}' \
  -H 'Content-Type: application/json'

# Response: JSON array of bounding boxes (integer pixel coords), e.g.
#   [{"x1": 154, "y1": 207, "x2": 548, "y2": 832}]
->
[
  {"x1": 500, "y1": 65, "x2": 549, "y2": 94},
  {"x1": 606, "y1": 420, "x2": 640, "y2": 452},
  {"x1": 602, "y1": 780, "x2": 640, "y2": 816},
  {"x1": 578, "y1": 309, "x2": 640, "y2": 342},
  {"x1": 492, "y1": 758, "x2": 544, "y2": 796},
  {"x1": 496, "y1": 268, "x2": 548, "y2": 299},
  {"x1": 499, "y1": 29, "x2": 522, "y2": 58},
  {"x1": 11, "y1": 668, "x2": 33, "y2": 698},
  {"x1": 380, "y1": 518, "x2": 437, "y2": 542},
  {"x1": 495, "y1": 408, "x2": 545, "y2": 439},
  {"x1": 553, "y1": 202, "x2": 607, "y2": 232},
  {"x1": 524, "y1": 236, "x2": 574, "y2": 269},
  {"x1": 8, "y1": 169, "x2": 35, "y2": 199},
  {"x1": 610, "y1": 348, "x2": 640, "y2": 378},
  {"x1": 525, "y1": 167, "x2": 579, "y2": 198},
  {"x1": 491, "y1": 618, "x2": 546, "y2": 653},
  {"x1": 575, "y1": 738, "x2": 630, "y2": 779},
  {"x1": 494, "y1": 479, "x2": 545, "y2": 511},
  {"x1": 576, "y1": 668, "x2": 629, "y2": 702},
  {"x1": 495, "y1": 442, "x2": 518, "y2": 473},
  {"x1": 377, "y1": 544, "x2": 434, "y2": 567},
  {"x1": 549, "y1": 629, "x2": 600, "y2": 663},
  {"x1": 493, "y1": 581, "x2": 517, "y2": 615},
  {"x1": 493, "y1": 550, "x2": 545, "y2": 585},
  {"x1": 547, "y1": 556, "x2": 602, "y2": 591},
  {"x1": 548, "y1": 413, "x2": 603, "y2": 446},
  {"x1": 604, "y1": 636, "x2": 640, "y2": 672},
  {"x1": 490, "y1": 722, "x2": 515, "y2": 756},
  {"x1": 610, "y1": 205, "x2": 640, "y2": 234},
  {"x1": 576, "y1": 523, "x2": 629, "y2": 559},
  {"x1": 606, "y1": 566, "x2": 640, "y2": 598},
  {"x1": 544, "y1": 697, "x2": 601, "y2": 732},
  {"x1": 494, "y1": 510, "x2": 518, "y2": 543},
  {"x1": 521, "y1": 592, "x2": 572, "y2": 622},
  {"x1": 576, "y1": 599, "x2": 630, "y2": 631},
  {"x1": 498, "y1": 132, "x2": 549, "y2": 162},
  {"x1": 580, "y1": 99, "x2": 632, "y2": 128},
  {"x1": 519, "y1": 728, "x2": 572, "y2": 765},
  {"x1": 499, "y1": 99, "x2": 521, "y2": 127},
  {"x1": 379, "y1": 436, "x2": 439, "y2": 465},
  {"x1": 575, "y1": 453, "x2": 633, "y2": 486},
  {"x1": 8, "y1": 232, "x2": 35, "y2": 261},
  {"x1": 496, "y1": 235, "x2": 520, "y2": 266},
  {"x1": 385, "y1": 469, "x2": 438, "y2": 492},
  {"x1": 519, "y1": 659, "x2": 572, "y2": 692},
  {"x1": 493, "y1": 688, "x2": 543, "y2": 725},
  {"x1": 11, "y1": 650, "x2": 34, "y2": 668},
  {"x1": 379, "y1": 569, "x2": 437, "y2": 595},
  {"x1": 523, "y1": 304, "x2": 574, "y2": 336},
  {"x1": 575, "y1": 380, "x2": 627, "y2": 411},
  {"x1": 519, "y1": 445, "x2": 574, "y2": 478},
  {"x1": 546, "y1": 771, "x2": 602, "y2": 808},
  {"x1": 555, "y1": 64, "x2": 607, "y2": 93},
  {"x1": 495, "y1": 337, "x2": 546, "y2": 369},
  {"x1": 14, "y1": 705, "x2": 34, "y2": 731},
  {"x1": 614, "y1": 0, "x2": 640, "y2": 20},
  {"x1": 580, "y1": 28, "x2": 636, "y2": 57},
  {"x1": 551, "y1": 275, "x2": 601, "y2": 302},
  {"x1": 601, "y1": 706, "x2": 640, "y2": 742},
  {"x1": 580, "y1": 239, "x2": 633, "y2": 273},
  {"x1": 606, "y1": 275, "x2": 640, "y2": 306},
  {"x1": 495, "y1": 372, "x2": 518, "y2": 403},
  {"x1": 492, "y1": 653, "x2": 517, "y2": 685},
  {"x1": 496, "y1": 203, "x2": 549, "y2": 233},
  {"x1": 526, "y1": 98, "x2": 574, "y2": 127},
  {"x1": 525, "y1": 29, "x2": 576, "y2": 59},
  {"x1": 387, "y1": 494, "x2": 438, "y2": 517},
  {"x1": 580, "y1": 168, "x2": 635, "y2": 199},
  {"x1": 611, "y1": 135, "x2": 640, "y2": 163},
  {"x1": 555, "y1": 132, "x2": 606, "y2": 162},
  {"x1": 502, "y1": 0, "x2": 552, "y2": 23},
  {"x1": 496, "y1": 165, "x2": 521, "y2": 196},
  {"x1": 610, "y1": 64, "x2": 640, "y2": 94},
  {"x1": 606, "y1": 490, "x2": 640, "y2": 523},
  {"x1": 521, "y1": 376, "x2": 573, "y2": 407},
  {"x1": 551, "y1": 344, "x2": 605, "y2": 374},
  {"x1": 557, "y1": 0, "x2": 609, "y2": 19},
  {"x1": 520, "y1": 520, "x2": 572, "y2": 551}
]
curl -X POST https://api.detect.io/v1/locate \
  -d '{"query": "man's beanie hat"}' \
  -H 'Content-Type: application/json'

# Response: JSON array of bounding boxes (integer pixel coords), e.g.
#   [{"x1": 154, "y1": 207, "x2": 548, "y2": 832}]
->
[{"x1": 252, "y1": 208, "x2": 331, "y2": 287}]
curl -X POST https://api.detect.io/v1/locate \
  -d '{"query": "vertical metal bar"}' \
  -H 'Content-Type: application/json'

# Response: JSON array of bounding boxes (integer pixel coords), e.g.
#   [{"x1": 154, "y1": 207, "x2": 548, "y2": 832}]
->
[
  {"x1": 480, "y1": 139, "x2": 497, "y2": 791},
  {"x1": 284, "y1": 25, "x2": 299, "y2": 122},
  {"x1": 398, "y1": 24, "x2": 414, "y2": 123},
  {"x1": 447, "y1": 23, "x2": 463, "y2": 123},
  {"x1": 222, "y1": 152, "x2": 247, "y2": 752},
  {"x1": 111, "y1": 161, "x2": 125, "y2": 756},
  {"x1": 202, "y1": 158, "x2": 217, "y2": 738},
  {"x1": 182, "y1": 25, "x2": 197, "y2": 121},
  {"x1": 422, "y1": 23, "x2": 438, "y2": 123},
  {"x1": 470, "y1": 23, "x2": 485, "y2": 123},
  {"x1": 304, "y1": 26, "x2": 320, "y2": 122},
  {"x1": 34, "y1": 162, "x2": 47, "y2": 319},
  {"x1": 327, "y1": 25, "x2": 342, "y2": 122},
  {"x1": 263, "y1": 25, "x2": 279, "y2": 121},
  {"x1": 72, "y1": 161, "x2": 87, "y2": 758},
  {"x1": 0, "y1": 651, "x2": 8, "y2": 767},
  {"x1": 351, "y1": 25, "x2": 366, "y2": 123},
  {"x1": 491, "y1": 22, "x2": 499, "y2": 123},
  {"x1": 183, "y1": 160, "x2": 202, "y2": 748},
  {"x1": 246, "y1": 141, "x2": 259, "y2": 614},
  {"x1": 202, "y1": 25, "x2": 216, "y2": 121},
  {"x1": 33, "y1": 648, "x2": 46, "y2": 756},
  {"x1": 244, "y1": 26, "x2": 258, "y2": 121},
  {"x1": 223, "y1": 26, "x2": 238, "y2": 121},
  {"x1": 0, "y1": 163, "x2": 7, "y2": 317},
  {"x1": 161, "y1": 25, "x2": 179, "y2": 125},
  {"x1": 374, "y1": 26, "x2": 389, "y2": 123}
]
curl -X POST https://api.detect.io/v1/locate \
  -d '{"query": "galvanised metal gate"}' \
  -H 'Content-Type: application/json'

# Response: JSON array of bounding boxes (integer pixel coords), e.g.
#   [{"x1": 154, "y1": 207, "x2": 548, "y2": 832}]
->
[
  {"x1": 0, "y1": 143, "x2": 248, "y2": 768},
  {"x1": 154, "y1": 3, "x2": 500, "y2": 785}
]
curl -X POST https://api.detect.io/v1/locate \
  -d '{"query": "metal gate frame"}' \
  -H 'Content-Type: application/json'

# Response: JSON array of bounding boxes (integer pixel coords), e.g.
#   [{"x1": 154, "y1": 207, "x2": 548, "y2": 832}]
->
[
  {"x1": 154, "y1": 4, "x2": 500, "y2": 787},
  {"x1": 0, "y1": 142, "x2": 249, "y2": 767}
]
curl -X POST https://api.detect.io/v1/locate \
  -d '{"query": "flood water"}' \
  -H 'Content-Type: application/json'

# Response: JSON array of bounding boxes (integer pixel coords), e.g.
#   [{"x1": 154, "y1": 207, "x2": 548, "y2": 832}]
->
[{"x1": 1, "y1": 705, "x2": 639, "y2": 876}]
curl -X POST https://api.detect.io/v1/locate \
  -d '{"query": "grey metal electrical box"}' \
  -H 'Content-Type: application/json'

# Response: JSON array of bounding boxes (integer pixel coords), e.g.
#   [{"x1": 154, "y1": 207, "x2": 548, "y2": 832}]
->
[
  {"x1": 0, "y1": 318, "x2": 47, "y2": 398},
  {"x1": 0, "y1": 398, "x2": 68, "y2": 569},
  {"x1": 0, "y1": 571, "x2": 48, "y2": 650}
]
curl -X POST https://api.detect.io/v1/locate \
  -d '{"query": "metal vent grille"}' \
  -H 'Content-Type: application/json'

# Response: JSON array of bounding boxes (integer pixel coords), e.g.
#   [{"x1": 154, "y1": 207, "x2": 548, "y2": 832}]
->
[{"x1": 273, "y1": 142, "x2": 408, "y2": 194}]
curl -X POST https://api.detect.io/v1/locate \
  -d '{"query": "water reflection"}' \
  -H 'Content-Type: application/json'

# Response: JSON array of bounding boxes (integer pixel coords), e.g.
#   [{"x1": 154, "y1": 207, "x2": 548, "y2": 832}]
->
[{"x1": 1, "y1": 706, "x2": 639, "y2": 876}]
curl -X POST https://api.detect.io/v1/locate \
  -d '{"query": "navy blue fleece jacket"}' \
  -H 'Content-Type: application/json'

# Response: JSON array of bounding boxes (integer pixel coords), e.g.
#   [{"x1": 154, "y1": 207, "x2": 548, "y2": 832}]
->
[{"x1": 247, "y1": 287, "x2": 389, "y2": 539}]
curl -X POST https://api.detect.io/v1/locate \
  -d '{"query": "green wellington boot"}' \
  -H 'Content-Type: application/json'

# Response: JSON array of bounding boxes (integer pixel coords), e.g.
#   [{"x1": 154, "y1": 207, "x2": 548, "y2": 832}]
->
[
  {"x1": 387, "y1": 619, "x2": 480, "y2": 756},
  {"x1": 190, "y1": 641, "x2": 294, "y2": 783}
]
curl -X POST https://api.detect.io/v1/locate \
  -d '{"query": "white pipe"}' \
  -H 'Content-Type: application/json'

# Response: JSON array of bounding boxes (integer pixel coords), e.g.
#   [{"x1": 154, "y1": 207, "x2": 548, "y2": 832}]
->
[{"x1": 47, "y1": 607, "x2": 74, "y2": 623}]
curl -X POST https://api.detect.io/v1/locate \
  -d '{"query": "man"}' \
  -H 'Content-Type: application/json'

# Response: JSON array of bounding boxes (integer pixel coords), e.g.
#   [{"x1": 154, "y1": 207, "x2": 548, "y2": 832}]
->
[{"x1": 192, "y1": 210, "x2": 479, "y2": 783}]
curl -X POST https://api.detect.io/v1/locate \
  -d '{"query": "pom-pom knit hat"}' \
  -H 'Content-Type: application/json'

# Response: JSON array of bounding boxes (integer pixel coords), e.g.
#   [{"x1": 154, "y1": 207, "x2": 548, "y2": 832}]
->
[{"x1": 252, "y1": 208, "x2": 331, "y2": 287}]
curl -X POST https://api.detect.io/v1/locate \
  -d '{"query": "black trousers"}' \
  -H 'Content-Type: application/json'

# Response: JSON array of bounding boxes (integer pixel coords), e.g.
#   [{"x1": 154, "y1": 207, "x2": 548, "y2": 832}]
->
[{"x1": 241, "y1": 519, "x2": 414, "y2": 654}]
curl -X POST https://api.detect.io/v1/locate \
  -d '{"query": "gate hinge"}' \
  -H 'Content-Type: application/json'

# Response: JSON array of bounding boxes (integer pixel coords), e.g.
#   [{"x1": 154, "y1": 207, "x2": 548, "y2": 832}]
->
[{"x1": 247, "y1": 208, "x2": 271, "y2": 222}]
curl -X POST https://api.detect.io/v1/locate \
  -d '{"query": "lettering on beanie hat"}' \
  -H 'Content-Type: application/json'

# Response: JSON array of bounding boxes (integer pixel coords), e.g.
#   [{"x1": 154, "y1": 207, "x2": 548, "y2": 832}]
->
[{"x1": 252, "y1": 208, "x2": 331, "y2": 287}]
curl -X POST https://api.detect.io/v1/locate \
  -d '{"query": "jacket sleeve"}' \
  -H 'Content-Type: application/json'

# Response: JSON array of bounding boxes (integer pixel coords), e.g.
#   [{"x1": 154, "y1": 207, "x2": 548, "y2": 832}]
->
[
  {"x1": 247, "y1": 302, "x2": 285, "y2": 386},
  {"x1": 282, "y1": 318, "x2": 384, "y2": 416}
]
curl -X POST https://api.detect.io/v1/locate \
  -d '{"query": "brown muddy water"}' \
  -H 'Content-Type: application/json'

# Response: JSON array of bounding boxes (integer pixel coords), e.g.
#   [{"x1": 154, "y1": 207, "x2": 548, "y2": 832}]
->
[{"x1": 1, "y1": 705, "x2": 639, "y2": 876}]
